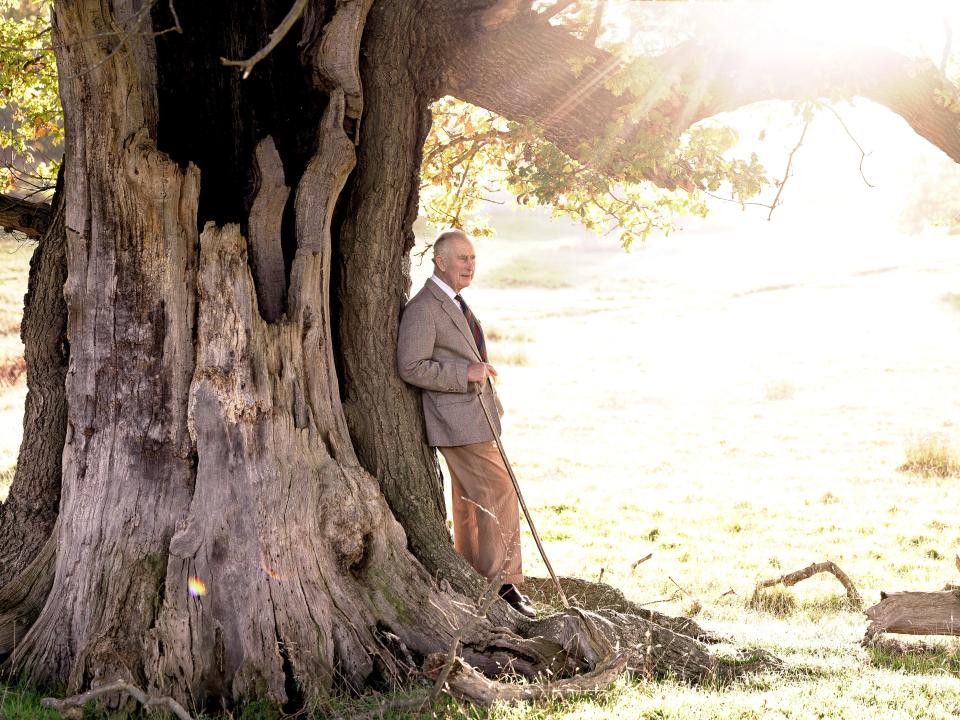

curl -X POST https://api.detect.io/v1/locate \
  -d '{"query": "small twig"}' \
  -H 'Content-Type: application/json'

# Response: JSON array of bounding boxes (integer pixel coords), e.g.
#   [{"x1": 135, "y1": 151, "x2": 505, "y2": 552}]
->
[
  {"x1": 42, "y1": 680, "x2": 195, "y2": 720},
  {"x1": 638, "y1": 592, "x2": 680, "y2": 607},
  {"x1": 824, "y1": 104, "x2": 875, "y2": 188},
  {"x1": 755, "y1": 560, "x2": 862, "y2": 609},
  {"x1": 631, "y1": 553, "x2": 652, "y2": 571},
  {"x1": 597, "y1": 567, "x2": 604, "y2": 584},
  {"x1": 221, "y1": 0, "x2": 308, "y2": 79},
  {"x1": 767, "y1": 114, "x2": 812, "y2": 221},
  {"x1": 719, "y1": 587, "x2": 737, "y2": 598},
  {"x1": 668, "y1": 576, "x2": 688, "y2": 597},
  {"x1": 702, "y1": 190, "x2": 775, "y2": 211}
]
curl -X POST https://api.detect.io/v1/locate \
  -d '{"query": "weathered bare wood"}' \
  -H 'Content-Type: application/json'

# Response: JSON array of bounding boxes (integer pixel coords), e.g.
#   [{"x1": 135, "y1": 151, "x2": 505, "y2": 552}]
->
[
  {"x1": 755, "y1": 561, "x2": 863, "y2": 609},
  {"x1": 424, "y1": 650, "x2": 631, "y2": 706},
  {"x1": 864, "y1": 590, "x2": 960, "y2": 638},
  {"x1": 9, "y1": 0, "x2": 199, "y2": 691},
  {"x1": 427, "y1": 571, "x2": 506, "y2": 710},
  {"x1": 248, "y1": 136, "x2": 289, "y2": 323},
  {"x1": 42, "y1": 680, "x2": 195, "y2": 720},
  {"x1": 0, "y1": 194, "x2": 52, "y2": 239},
  {"x1": 310, "y1": 0, "x2": 375, "y2": 120}
]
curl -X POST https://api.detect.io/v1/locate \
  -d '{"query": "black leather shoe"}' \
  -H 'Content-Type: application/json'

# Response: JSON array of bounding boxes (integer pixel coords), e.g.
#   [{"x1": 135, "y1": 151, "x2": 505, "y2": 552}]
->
[{"x1": 499, "y1": 583, "x2": 536, "y2": 618}]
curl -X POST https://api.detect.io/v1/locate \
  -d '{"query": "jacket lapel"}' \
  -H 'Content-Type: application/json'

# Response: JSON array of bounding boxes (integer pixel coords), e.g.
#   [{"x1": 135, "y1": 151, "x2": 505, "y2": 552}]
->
[{"x1": 427, "y1": 279, "x2": 483, "y2": 362}]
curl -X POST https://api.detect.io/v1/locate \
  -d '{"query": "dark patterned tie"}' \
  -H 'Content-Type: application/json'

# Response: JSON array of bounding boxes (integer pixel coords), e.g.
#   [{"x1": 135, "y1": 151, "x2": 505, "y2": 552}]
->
[{"x1": 454, "y1": 294, "x2": 487, "y2": 362}]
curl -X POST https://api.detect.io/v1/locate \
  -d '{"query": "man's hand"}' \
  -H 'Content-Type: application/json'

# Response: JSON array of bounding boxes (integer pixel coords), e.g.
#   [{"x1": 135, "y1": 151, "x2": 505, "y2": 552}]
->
[{"x1": 467, "y1": 362, "x2": 498, "y2": 384}]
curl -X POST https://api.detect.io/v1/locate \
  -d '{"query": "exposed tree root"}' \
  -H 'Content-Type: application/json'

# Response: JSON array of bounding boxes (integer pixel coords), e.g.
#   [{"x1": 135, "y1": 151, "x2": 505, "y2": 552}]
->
[
  {"x1": 443, "y1": 575, "x2": 780, "y2": 694},
  {"x1": 424, "y1": 650, "x2": 631, "y2": 706},
  {"x1": 41, "y1": 680, "x2": 195, "y2": 720},
  {"x1": 523, "y1": 576, "x2": 724, "y2": 644},
  {"x1": 529, "y1": 607, "x2": 779, "y2": 685},
  {"x1": 755, "y1": 561, "x2": 863, "y2": 609}
]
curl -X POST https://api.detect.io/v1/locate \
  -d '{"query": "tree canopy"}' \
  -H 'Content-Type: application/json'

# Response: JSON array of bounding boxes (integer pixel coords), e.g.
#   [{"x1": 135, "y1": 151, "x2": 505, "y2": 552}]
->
[{"x1": 6, "y1": 1, "x2": 957, "y2": 244}]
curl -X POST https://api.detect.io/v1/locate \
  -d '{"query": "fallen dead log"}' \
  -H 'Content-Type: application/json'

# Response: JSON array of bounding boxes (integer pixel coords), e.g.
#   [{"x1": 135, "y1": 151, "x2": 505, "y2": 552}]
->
[
  {"x1": 424, "y1": 650, "x2": 631, "y2": 706},
  {"x1": 864, "y1": 590, "x2": 960, "y2": 639},
  {"x1": 754, "y1": 561, "x2": 862, "y2": 609}
]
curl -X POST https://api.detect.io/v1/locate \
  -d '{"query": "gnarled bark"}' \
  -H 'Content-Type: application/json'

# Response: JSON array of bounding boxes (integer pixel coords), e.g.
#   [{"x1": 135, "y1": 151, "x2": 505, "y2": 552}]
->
[{"x1": 0, "y1": 172, "x2": 67, "y2": 588}]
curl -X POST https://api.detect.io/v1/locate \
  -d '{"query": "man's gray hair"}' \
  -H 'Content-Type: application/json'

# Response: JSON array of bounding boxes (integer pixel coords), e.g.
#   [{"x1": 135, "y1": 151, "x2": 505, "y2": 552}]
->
[{"x1": 433, "y1": 229, "x2": 468, "y2": 260}]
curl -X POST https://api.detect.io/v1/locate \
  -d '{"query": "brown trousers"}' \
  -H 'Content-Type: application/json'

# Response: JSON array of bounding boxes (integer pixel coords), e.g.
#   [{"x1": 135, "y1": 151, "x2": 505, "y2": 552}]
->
[{"x1": 439, "y1": 441, "x2": 523, "y2": 585}]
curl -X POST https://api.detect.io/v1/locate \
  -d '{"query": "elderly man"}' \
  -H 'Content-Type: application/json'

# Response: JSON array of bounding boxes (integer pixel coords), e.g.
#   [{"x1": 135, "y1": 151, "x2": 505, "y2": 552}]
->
[{"x1": 397, "y1": 229, "x2": 535, "y2": 618}]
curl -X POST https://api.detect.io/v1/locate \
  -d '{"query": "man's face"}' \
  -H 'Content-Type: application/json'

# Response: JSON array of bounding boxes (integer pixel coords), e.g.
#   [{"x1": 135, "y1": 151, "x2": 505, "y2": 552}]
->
[{"x1": 435, "y1": 236, "x2": 476, "y2": 293}]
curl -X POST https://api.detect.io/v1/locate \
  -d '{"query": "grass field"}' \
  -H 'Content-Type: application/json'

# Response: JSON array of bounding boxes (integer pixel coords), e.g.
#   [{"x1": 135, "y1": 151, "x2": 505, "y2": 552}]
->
[
  {"x1": 410, "y1": 211, "x2": 960, "y2": 719},
  {"x1": 2, "y1": 215, "x2": 959, "y2": 717}
]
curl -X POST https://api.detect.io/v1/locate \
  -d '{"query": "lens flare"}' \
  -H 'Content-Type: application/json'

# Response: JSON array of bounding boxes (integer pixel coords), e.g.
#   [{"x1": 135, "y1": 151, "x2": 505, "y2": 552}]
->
[{"x1": 187, "y1": 576, "x2": 207, "y2": 597}]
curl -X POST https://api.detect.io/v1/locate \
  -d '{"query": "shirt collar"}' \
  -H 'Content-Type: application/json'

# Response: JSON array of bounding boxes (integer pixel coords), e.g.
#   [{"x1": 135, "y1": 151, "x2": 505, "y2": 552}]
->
[{"x1": 430, "y1": 274, "x2": 459, "y2": 301}]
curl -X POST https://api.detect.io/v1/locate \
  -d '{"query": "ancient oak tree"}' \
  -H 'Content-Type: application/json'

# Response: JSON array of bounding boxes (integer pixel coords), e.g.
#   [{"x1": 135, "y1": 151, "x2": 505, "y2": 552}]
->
[{"x1": 0, "y1": 0, "x2": 958, "y2": 711}]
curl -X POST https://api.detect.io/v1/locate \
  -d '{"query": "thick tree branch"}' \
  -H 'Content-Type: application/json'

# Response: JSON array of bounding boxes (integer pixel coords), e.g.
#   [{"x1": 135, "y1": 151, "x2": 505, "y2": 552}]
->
[
  {"x1": 0, "y1": 194, "x2": 52, "y2": 238},
  {"x1": 444, "y1": 17, "x2": 960, "y2": 188},
  {"x1": 665, "y1": 42, "x2": 960, "y2": 164}
]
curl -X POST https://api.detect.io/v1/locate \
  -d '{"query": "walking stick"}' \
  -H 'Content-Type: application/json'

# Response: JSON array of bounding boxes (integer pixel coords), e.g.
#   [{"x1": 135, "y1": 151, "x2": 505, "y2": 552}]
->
[{"x1": 476, "y1": 378, "x2": 570, "y2": 609}]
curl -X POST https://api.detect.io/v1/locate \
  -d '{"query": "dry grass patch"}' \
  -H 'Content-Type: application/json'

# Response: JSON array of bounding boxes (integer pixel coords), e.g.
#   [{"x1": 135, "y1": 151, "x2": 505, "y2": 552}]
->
[
  {"x1": 749, "y1": 586, "x2": 798, "y2": 617},
  {"x1": 898, "y1": 433, "x2": 960, "y2": 478}
]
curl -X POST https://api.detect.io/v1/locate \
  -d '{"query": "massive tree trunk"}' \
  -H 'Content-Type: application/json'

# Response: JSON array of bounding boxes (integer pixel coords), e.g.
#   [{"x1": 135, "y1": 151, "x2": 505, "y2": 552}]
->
[
  {"x1": 336, "y1": 0, "x2": 490, "y2": 603},
  {"x1": 0, "y1": 0, "x2": 599, "y2": 709},
  {"x1": 1, "y1": 0, "x2": 958, "y2": 713}
]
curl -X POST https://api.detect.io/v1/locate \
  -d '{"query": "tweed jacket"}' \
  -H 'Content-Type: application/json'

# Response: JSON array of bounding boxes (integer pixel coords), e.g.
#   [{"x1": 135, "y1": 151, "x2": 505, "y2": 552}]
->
[{"x1": 397, "y1": 278, "x2": 503, "y2": 447}]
